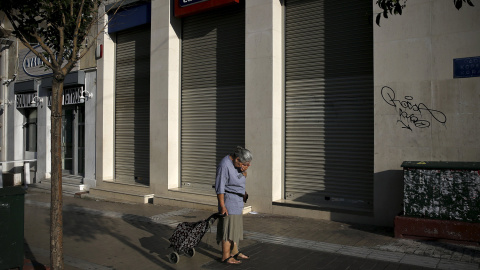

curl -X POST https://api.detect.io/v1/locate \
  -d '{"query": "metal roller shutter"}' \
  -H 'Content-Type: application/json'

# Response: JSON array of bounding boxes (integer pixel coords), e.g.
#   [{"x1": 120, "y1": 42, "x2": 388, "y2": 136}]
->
[
  {"x1": 181, "y1": 3, "x2": 245, "y2": 190},
  {"x1": 285, "y1": 0, "x2": 374, "y2": 212},
  {"x1": 115, "y1": 25, "x2": 151, "y2": 185}
]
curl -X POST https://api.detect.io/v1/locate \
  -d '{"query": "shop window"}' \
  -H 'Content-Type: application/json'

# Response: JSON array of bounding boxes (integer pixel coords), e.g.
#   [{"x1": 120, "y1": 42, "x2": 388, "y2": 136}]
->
[{"x1": 25, "y1": 109, "x2": 37, "y2": 152}]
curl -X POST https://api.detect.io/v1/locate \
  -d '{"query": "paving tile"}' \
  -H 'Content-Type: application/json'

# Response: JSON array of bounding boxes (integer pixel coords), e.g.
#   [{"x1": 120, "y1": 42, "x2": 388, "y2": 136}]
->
[
  {"x1": 24, "y1": 190, "x2": 480, "y2": 270},
  {"x1": 400, "y1": 254, "x2": 440, "y2": 268},
  {"x1": 437, "y1": 259, "x2": 480, "y2": 270},
  {"x1": 367, "y1": 250, "x2": 405, "y2": 263},
  {"x1": 337, "y1": 246, "x2": 372, "y2": 258}
]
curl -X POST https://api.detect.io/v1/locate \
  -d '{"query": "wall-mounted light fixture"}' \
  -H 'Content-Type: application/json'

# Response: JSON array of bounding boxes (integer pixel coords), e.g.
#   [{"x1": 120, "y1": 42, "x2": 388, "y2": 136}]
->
[
  {"x1": 30, "y1": 96, "x2": 43, "y2": 106},
  {"x1": 79, "y1": 90, "x2": 93, "y2": 103}
]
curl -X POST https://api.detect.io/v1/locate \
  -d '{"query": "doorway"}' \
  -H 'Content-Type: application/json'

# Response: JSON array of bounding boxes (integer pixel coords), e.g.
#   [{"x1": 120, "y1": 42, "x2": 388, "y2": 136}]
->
[{"x1": 61, "y1": 105, "x2": 85, "y2": 176}]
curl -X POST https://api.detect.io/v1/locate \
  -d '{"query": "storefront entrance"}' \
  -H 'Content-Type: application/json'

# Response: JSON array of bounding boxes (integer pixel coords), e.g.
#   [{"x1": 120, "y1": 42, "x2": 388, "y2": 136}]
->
[{"x1": 61, "y1": 105, "x2": 85, "y2": 176}]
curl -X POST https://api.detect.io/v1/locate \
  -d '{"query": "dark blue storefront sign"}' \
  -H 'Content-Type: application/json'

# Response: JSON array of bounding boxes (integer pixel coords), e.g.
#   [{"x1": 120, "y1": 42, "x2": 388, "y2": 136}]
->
[
  {"x1": 453, "y1": 56, "x2": 480, "y2": 78},
  {"x1": 108, "y1": 3, "x2": 151, "y2": 34},
  {"x1": 180, "y1": 0, "x2": 208, "y2": 7}
]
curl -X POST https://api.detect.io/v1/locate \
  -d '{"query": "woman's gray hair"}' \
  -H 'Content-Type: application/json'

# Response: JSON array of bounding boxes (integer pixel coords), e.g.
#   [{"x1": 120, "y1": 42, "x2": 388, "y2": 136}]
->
[{"x1": 232, "y1": 146, "x2": 253, "y2": 163}]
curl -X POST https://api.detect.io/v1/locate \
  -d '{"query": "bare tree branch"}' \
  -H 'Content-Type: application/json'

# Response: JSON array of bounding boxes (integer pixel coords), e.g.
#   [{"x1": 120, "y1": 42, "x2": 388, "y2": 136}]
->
[
  {"x1": 3, "y1": 12, "x2": 58, "y2": 71},
  {"x1": 77, "y1": 1, "x2": 125, "y2": 60}
]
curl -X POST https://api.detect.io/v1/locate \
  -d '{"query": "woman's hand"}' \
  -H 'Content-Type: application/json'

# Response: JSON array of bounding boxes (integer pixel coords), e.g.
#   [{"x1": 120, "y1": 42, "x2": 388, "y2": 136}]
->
[
  {"x1": 217, "y1": 194, "x2": 228, "y2": 216},
  {"x1": 221, "y1": 206, "x2": 229, "y2": 216},
  {"x1": 241, "y1": 164, "x2": 249, "y2": 177}
]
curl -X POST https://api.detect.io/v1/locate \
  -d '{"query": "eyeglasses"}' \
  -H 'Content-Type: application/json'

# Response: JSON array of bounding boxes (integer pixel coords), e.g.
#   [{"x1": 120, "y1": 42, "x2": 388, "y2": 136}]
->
[
  {"x1": 234, "y1": 158, "x2": 251, "y2": 168},
  {"x1": 240, "y1": 162, "x2": 251, "y2": 167}
]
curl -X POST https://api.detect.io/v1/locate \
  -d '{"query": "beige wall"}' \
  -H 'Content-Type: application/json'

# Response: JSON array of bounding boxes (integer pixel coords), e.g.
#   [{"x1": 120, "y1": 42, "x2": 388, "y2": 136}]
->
[
  {"x1": 374, "y1": 0, "x2": 480, "y2": 225},
  {"x1": 79, "y1": 24, "x2": 98, "y2": 70},
  {"x1": 96, "y1": 3, "x2": 115, "y2": 181},
  {"x1": 244, "y1": 0, "x2": 284, "y2": 215},
  {"x1": 150, "y1": 0, "x2": 181, "y2": 195},
  {"x1": 95, "y1": 0, "x2": 479, "y2": 227}
]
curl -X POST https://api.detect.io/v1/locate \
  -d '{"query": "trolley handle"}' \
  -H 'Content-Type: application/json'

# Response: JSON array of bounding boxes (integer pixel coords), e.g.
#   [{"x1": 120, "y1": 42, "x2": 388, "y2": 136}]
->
[{"x1": 206, "y1": 212, "x2": 226, "y2": 223}]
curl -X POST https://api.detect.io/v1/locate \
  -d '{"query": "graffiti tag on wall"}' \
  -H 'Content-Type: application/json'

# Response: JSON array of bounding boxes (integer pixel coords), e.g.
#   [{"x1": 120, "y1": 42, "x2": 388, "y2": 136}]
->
[{"x1": 381, "y1": 86, "x2": 447, "y2": 131}]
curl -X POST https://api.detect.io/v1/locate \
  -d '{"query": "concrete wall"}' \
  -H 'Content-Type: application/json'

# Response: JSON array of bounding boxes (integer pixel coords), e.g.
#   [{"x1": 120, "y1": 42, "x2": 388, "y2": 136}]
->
[
  {"x1": 245, "y1": 0, "x2": 284, "y2": 215},
  {"x1": 79, "y1": 25, "x2": 98, "y2": 71},
  {"x1": 150, "y1": 0, "x2": 181, "y2": 195},
  {"x1": 94, "y1": 0, "x2": 479, "y2": 226},
  {"x1": 96, "y1": 3, "x2": 116, "y2": 182},
  {"x1": 37, "y1": 80, "x2": 51, "y2": 181},
  {"x1": 84, "y1": 70, "x2": 97, "y2": 188},
  {"x1": 373, "y1": 0, "x2": 480, "y2": 225}
]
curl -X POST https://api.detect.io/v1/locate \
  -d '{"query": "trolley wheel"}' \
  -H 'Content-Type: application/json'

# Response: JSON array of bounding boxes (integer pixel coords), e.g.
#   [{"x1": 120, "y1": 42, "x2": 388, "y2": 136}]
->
[
  {"x1": 169, "y1": 252, "x2": 180, "y2": 264},
  {"x1": 186, "y1": 248, "x2": 196, "y2": 257}
]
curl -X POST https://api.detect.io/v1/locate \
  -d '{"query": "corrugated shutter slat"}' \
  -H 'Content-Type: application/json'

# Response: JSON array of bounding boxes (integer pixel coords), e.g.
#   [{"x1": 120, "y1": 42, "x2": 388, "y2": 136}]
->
[
  {"x1": 115, "y1": 25, "x2": 151, "y2": 185},
  {"x1": 285, "y1": 0, "x2": 373, "y2": 212},
  {"x1": 180, "y1": 3, "x2": 245, "y2": 190}
]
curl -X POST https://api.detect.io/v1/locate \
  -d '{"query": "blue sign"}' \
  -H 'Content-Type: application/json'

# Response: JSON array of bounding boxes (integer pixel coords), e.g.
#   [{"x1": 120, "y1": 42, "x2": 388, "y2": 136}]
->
[
  {"x1": 108, "y1": 3, "x2": 151, "y2": 34},
  {"x1": 179, "y1": 0, "x2": 209, "y2": 7},
  {"x1": 453, "y1": 56, "x2": 480, "y2": 78}
]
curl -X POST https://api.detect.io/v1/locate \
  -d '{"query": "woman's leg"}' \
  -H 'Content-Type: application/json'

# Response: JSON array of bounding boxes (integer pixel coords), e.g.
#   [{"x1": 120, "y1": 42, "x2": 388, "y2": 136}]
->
[
  {"x1": 231, "y1": 242, "x2": 249, "y2": 259},
  {"x1": 222, "y1": 240, "x2": 231, "y2": 260},
  {"x1": 222, "y1": 240, "x2": 241, "y2": 263}
]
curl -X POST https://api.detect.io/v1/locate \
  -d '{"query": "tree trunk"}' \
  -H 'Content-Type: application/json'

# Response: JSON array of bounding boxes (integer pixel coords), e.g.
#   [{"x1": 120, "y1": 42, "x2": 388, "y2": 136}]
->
[{"x1": 50, "y1": 76, "x2": 64, "y2": 270}]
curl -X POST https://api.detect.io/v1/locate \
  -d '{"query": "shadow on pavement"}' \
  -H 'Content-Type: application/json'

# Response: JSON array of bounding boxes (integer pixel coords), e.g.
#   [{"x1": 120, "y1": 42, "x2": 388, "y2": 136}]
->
[
  {"x1": 121, "y1": 214, "x2": 224, "y2": 267},
  {"x1": 24, "y1": 239, "x2": 49, "y2": 270},
  {"x1": 43, "y1": 203, "x2": 177, "y2": 269}
]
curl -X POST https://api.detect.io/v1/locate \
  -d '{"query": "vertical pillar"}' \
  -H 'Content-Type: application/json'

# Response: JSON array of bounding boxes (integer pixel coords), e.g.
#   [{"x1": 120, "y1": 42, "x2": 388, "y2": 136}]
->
[
  {"x1": 36, "y1": 80, "x2": 50, "y2": 182},
  {"x1": 245, "y1": 0, "x2": 284, "y2": 212},
  {"x1": 0, "y1": 163, "x2": 3, "y2": 187},
  {"x1": 151, "y1": 0, "x2": 181, "y2": 194},
  {"x1": 0, "y1": 47, "x2": 6, "y2": 163},
  {"x1": 84, "y1": 70, "x2": 97, "y2": 188},
  {"x1": 24, "y1": 161, "x2": 30, "y2": 185},
  {"x1": 96, "y1": 3, "x2": 116, "y2": 182}
]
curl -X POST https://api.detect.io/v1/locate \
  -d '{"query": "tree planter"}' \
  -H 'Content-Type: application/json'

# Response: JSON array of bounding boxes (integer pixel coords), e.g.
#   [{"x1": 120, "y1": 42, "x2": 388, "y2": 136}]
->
[
  {"x1": 396, "y1": 162, "x2": 480, "y2": 244},
  {"x1": 401, "y1": 161, "x2": 480, "y2": 223},
  {"x1": 394, "y1": 215, "x2": 480, "y2": 243}
]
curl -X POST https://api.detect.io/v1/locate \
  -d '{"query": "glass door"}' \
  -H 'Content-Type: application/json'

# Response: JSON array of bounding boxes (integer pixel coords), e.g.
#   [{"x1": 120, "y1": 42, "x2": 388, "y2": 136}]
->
[
  {"x1": 61, "y1": 107, "x2": 74, "y2": 174},
  {"x1": 77, "y1": 106, "x2": 85, "y2": 175}
]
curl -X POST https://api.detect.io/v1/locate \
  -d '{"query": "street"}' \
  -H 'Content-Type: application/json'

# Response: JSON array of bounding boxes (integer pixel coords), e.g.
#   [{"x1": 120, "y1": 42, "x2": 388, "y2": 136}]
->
[{"x1": 22, "y1": 190, "x2": 480, "y2": 270}]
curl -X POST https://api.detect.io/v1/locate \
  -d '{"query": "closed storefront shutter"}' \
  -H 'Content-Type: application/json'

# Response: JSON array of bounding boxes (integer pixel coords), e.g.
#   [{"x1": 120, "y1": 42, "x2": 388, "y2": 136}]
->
[
  {"x1": 181, "y1": 3, "x2": 245, "y2": 190},
  {"x1": 115, "y1": 25, "x2": 151, "y2": 185},
  {"x1": 285, "y1": 0, "x2": 374, "y2": 212}
]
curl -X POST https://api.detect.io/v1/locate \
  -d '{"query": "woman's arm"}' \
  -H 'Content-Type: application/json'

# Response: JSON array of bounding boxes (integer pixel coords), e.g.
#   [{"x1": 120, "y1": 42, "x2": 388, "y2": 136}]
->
[{"x1": 217, "y1": 193, "x2": 228, "y2": 216}]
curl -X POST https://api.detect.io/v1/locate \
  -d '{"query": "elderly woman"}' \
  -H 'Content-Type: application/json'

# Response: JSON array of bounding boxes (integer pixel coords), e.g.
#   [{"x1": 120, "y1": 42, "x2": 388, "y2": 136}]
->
[{"x1": 215, "y1": 146, "x2": 253, "y2": 265}]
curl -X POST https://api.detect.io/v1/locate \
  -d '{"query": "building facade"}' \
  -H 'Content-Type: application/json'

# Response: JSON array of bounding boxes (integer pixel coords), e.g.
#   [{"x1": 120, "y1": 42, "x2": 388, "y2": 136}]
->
[
  {"x1": 3, "y1": 0, "x2": 477, "y2": 227},
  {"x1": 0, "y1": 23, "x2": 97, "y2": 189}
]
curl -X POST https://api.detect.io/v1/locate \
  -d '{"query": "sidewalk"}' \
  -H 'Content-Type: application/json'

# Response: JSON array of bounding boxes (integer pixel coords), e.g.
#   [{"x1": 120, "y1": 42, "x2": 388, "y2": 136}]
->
[{"x1": 22, "y1": 189, "x2": 480, "y2": 269}]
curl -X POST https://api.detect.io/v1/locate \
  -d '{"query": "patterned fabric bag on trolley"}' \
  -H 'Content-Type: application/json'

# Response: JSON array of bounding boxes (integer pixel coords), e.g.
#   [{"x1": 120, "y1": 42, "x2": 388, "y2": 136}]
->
[{"x1": 169, "y1": 220, "x2": 210, "y2": 253}]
